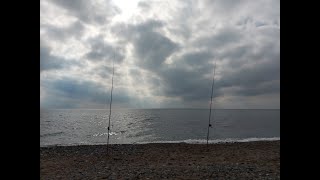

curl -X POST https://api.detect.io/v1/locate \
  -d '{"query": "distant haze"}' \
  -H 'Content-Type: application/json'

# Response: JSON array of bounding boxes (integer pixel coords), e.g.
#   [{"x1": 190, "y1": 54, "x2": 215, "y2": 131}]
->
[{"x1": 40, "y1": 0, "x2": 280, "y2": 109}]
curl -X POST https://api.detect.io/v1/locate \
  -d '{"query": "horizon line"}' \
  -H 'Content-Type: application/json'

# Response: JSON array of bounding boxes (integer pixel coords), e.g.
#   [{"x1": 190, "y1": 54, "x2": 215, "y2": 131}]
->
[{"x1": 41, "y1": 108, "x2": 280, "y2": 110}]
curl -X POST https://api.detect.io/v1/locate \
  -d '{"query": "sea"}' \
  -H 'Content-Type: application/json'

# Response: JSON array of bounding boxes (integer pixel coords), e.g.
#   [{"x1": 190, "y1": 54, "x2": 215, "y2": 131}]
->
[{"x1": 40, "y1": 109, "x2": 280, "y2": 147}]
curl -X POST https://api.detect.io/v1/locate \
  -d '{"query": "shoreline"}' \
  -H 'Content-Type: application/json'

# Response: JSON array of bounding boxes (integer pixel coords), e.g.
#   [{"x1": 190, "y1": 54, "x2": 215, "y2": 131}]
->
[
  {"x1": 41, "y1": 140, "x2": 280, "y2": 179},
  {"x1": 40, "y1": 137, "x2": 280, "y2": 148}
]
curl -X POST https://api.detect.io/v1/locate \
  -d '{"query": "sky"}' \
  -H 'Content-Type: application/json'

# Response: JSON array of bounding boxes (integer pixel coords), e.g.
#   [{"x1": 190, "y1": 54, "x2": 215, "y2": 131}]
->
[{"x1": 40, "y1": 0, "x2": 280, "y2": 109}]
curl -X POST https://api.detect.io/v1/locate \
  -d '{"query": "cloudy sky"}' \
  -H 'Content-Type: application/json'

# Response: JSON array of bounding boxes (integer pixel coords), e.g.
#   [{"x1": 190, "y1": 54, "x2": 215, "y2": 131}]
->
[{"x1": 40, "y1": 0, "x2": 280, "y2": 109}]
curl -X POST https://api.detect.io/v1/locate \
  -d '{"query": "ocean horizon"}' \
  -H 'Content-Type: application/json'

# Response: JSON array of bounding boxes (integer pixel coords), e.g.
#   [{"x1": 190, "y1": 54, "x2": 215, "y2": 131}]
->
[{"x1": 41, "y1": 108, "x2": 280, "y2": 147}]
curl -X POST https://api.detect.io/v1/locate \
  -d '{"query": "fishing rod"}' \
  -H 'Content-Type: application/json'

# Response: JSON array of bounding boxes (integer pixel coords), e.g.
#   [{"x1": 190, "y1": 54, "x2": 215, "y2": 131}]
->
[
  {"x1": 106, "y1": 52, "x2": 115, "y2": 155},
  {"x1": 206, "y1": 60, "x2": 217, "y2": 148}
]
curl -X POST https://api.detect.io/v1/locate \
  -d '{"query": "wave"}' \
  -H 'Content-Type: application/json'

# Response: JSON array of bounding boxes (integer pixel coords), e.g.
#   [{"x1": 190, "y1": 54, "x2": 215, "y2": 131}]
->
[
  {"x1": 40, "y1": 131, "x2": 64, "y2": 137},
  {"x1": 40, "y1": 137, "x2": 280, "y2": 147},
  {"x1": 136, "y1": 137, "x2": 280, "y2": 144}
]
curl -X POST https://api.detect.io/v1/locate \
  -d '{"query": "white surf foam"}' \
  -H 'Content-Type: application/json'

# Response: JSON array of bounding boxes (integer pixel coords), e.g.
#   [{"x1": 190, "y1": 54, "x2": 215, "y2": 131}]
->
[
  {"x1": 136, "y1": 137, "x2": 280, "y2": 144},
  {"x1": 40, "y1": 137, "x2": 280, "y2": 147}
]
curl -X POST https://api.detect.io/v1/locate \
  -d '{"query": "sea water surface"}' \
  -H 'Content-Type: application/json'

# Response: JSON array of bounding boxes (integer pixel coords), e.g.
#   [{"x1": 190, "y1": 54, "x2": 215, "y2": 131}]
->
[{"x1": 40, "y1": 109, "x2": 280, "y2": 147}]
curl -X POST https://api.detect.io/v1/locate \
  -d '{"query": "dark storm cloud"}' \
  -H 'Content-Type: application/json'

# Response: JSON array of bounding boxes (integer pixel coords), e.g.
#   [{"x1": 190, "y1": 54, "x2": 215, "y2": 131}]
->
[
  {"x1": 195, "y1": 27, "x2": 243, "y2": 49},
  {"x1": 255, "y1": 21, "x2": 268, "y2": 28},
  {"x1": 84, "y1": 35, "x2": 125, "y2": 63},
  {"x1": 234, "y1": 80, "x2": 280, "y2": 96},
  {"x1": 41, "y1": 0, "x2": 279, "y2": 108},
  {"x1": 137, "y1": 1, "x2": 151, "y2": 10},
  {"x1": 40, "y1": 44, "x2": 63, "y2": 72},
  {"x1": 220, "y1": 44, "x2": 253, "y2": 68},
  {"x1": 92, "y1": 65, "x2": 113, "y2": 79},
  {"x1": 156, "y1": 51, "x2": 221, "y2": 101},
  {"x1": 111, "y1": 16, "x2": 279, "y2": 104},
  {"x1": 40, "y1": 42, "x2": 81, "y2": 72},
  {"x1": 89, "y1": 64, "x2": 123, "y2": 80},
  {"x1": 41, "y1": 20, "x2": 85, "y2": 41},
  {"x1": 41, "y1": 77, "x2": 132, "y2": 108},
  {"x1": 181, "y1": 51, "x2": 213, "y2": 68},
  {"x1": 220, "y1": 29, "x2": 279, "y2": 68},
  {"x1": 49, "y1": 0, "x2": 120, "y2": 24},
  {"x1": 159, "y1": 55, "x2": 279, "y2": 101},
  {"x1": 148, "y1": 29, "x2": 277, "y2": 102},
  {"x1": 43, "y1": 78, "x2": 106, "y2": 101},
  {"x1": 137, "y1": 0, "x2": 193, "y2": 40},
  {"x1": 40, "y1": 40, "x2": 85, "y2": 73},
  {"x1": 218, "y1": 58, "x2": 280, "y2": 89},
  {"x1": 134, "y1": 30, "x2": 178, "y2": 69},
  {"x1": 160, "y1": 67, "x2": 214, "y2": 101},
  {"x1": 112, "y1": 20, "x2": 179, "y2": 70},
  {"x1": 203, "y1": 0, "x2": 243, "y2": 13}
]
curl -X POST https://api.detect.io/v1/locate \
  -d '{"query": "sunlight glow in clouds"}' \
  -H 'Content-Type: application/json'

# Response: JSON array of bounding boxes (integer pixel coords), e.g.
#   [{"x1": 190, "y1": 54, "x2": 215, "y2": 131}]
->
[
  {"x1": 40, "y1": 0, "x2": 280, "y2": 109},
  {"x1": 112, "y1": 0, "x2": 141, "y2": 22}
]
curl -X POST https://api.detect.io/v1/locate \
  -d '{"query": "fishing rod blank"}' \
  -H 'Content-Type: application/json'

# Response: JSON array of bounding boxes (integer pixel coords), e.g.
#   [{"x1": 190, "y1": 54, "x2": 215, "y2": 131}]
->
[
  {"x1": 106, "y1": 52, "x2": 115, "y2": 155},
  {"x1": 206, "y1": 61, "x2": 217, "y2": 147}
]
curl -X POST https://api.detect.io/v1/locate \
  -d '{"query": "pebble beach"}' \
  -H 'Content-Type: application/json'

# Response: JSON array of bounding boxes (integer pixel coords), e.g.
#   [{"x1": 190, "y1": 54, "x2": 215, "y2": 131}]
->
[{"x1": 40, "y1": 140, "x2": 280, "y2": 179}]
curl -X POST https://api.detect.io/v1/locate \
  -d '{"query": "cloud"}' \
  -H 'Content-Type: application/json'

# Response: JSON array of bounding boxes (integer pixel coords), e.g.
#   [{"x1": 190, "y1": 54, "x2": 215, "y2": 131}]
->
[
  {"x1": 40, "y1": 44, "x2": 63, "y2": 72},
  {"x1": 41, "y1": 20, "x2": 85, "y2": 41},
  {"x1": 220, "y1": 60, "x2": 279, "y2": 87},
  {"x1": 49, "y1": 0, "x2": 120, "y2": 25},
  {"x1": 154, "y1": 51, "x2": 216, "y2": 101},
  {"x1": 40, "y1": 0, "x2": 280, "y2": 109},
  {"x1": 84, "y1": 35, "x2": 125, "y2": 63},
  {"x1": 40, "y1": 41, "x2": 83, "y2": 73},
  {"x1": 194, "y1": 27, "x2": 243, "y2": 50},
  {"x1": 40, "y1": 77, "x2": 132, "y2": 108},
  {"x1": 112, "y1": 20, "x2": 179, "y2": 70}
]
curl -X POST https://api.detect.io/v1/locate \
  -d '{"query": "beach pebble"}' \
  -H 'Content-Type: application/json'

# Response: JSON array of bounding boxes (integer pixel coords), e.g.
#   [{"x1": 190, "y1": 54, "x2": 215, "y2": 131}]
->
[{"x1": 41, "y1": 141, "x2": 280, "y2": 179}]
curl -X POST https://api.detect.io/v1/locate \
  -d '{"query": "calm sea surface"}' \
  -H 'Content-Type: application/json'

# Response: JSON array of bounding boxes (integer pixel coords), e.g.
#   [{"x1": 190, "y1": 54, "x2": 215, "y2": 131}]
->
[{"x1": 40, "y1": 109, "x2": 280, "y2": 146}]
